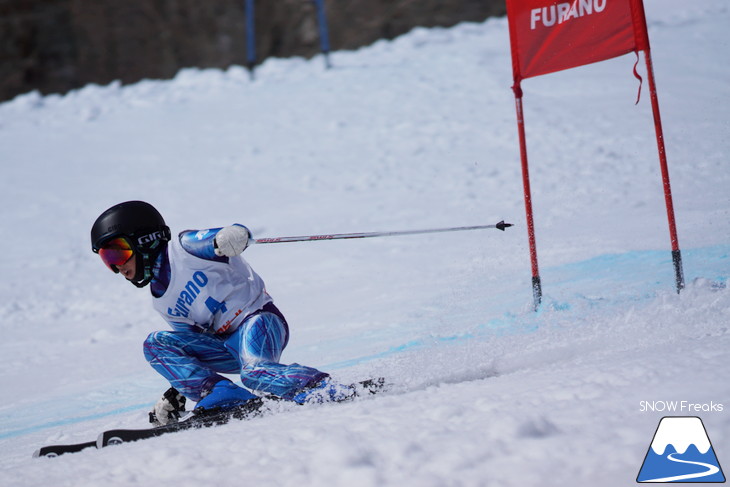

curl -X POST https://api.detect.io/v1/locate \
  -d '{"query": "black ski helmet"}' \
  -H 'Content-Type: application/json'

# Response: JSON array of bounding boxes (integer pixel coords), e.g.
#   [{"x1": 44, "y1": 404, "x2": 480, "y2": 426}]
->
[{"x1": 91, "y1": 201, "x2": 171, "y2": 288}]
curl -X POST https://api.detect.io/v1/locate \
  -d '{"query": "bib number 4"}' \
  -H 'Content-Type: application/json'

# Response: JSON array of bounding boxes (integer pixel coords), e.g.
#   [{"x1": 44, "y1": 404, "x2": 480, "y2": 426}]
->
[{"x1": 205, "y1": 296, "x2": 228, "y2": 316}]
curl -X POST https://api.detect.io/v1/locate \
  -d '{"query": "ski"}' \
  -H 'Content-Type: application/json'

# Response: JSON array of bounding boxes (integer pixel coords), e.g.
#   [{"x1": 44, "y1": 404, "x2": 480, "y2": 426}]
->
[
  {"x1": 33, "y1": 378, "x2": 386, "y2": 458},
  {"x1": 32, "y1": 404, "x2": 258, "y2": 458},
  {"x1": 98, "y1": 399, "x2": 264, "y2": 447},
  {"x1": 33, "y1": 440, "x2": 98, "y2": 458}
]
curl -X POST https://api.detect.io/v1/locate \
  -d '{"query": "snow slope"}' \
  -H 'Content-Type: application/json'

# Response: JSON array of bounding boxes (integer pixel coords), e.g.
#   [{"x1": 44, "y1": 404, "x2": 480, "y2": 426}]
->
[{"x1": 1, "y1": 0, "x2": 728, "y2": 485}]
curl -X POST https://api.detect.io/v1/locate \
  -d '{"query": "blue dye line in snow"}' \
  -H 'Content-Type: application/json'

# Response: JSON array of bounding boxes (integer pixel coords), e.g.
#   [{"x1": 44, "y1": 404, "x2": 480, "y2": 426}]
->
[
  {"x1": 0, "y1": 403, "x2": 150, "y2": 440},
  {"x1": 324, "y1": 339, "x2": 428, "y2": 370},
  {"x1": 6, "y1": 245, "x2": 726, "y2": 440},
  {"x1": 324, "y1": 245, "x2": 730, "y2": 370},
  {"x1": 3, "y1": 334, "x2": 484, "y2": 440},
  {"x1": 324, "y1": 332, "x2": 482, "y2": 370},
  {"x1": 547, "y1": 245, "x2": 729, "y2": 287}
]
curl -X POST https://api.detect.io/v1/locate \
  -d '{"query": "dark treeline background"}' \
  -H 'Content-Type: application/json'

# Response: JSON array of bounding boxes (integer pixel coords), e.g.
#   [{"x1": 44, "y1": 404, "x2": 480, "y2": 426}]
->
[{"x1": 0, "y1": 0, "x2": 506, "y2": 102}]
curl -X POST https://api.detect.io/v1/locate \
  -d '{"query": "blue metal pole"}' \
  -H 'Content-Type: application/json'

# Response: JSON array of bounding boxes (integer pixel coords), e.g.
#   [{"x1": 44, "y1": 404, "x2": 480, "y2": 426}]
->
[
  {"x1": 245, "y1": 0, "x2": 256, "y2": 79},
  {"x1": 313, "y1": 0, "x2": 332, "y2": 69}
]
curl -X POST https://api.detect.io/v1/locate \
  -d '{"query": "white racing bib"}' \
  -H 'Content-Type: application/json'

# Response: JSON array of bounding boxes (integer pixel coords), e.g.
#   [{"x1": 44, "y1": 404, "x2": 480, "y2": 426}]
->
[{"x1": 152, "y1": 237, "x2": 271, "y2": 334}]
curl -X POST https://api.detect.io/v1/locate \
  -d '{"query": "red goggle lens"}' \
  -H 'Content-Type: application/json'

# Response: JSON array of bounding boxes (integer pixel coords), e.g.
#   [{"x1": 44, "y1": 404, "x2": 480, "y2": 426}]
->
[{"x1": 98, "y1": 237, "x2": 134, "y2": 271}]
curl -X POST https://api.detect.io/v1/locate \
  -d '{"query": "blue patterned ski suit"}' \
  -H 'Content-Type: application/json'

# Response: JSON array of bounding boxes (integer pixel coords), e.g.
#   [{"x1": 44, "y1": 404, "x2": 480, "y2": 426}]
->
[{"x1": 142, "y1": 227, "x2": 327, "y2": 402}]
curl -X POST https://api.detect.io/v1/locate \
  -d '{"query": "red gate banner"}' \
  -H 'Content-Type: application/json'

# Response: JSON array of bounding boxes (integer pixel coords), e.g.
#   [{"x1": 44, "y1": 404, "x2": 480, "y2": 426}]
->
[
  {"x1": 507, "y1": 0, "x2": 651, "y2": 81},
  {"x1": 504, "y1": 0, "x2": 684, "y2": 310}
]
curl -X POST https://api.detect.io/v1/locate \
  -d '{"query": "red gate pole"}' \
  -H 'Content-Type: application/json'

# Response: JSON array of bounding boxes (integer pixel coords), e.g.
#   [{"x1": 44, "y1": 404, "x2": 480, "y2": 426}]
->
[
  {"x1": 643, "y1": 49, "x2": 685, "y2": 293},
  {"x1": 513, "y1": 81, "x2": 542, "y2": 310}
]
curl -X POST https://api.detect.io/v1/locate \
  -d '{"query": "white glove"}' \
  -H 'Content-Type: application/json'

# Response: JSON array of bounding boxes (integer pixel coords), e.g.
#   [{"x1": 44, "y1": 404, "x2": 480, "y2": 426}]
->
[
  {"x1": 214, "y1": 225, "x2": 250, "y2": 257},
  {"x1": 150, "y1": 388, "x2": 187, "y2": 426}
]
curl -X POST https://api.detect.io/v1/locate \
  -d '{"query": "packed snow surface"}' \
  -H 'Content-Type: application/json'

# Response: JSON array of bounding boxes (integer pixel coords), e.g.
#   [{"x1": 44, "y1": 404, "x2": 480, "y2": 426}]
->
[{"x1": 1, "y1": 0, "x2": 728, "y2": 485}]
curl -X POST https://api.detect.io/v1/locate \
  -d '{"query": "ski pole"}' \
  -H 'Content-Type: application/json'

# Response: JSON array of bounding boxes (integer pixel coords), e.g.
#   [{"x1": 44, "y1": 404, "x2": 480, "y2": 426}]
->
[{"x1": 251, "y1": 221, "x2": 513, "y2": 245}]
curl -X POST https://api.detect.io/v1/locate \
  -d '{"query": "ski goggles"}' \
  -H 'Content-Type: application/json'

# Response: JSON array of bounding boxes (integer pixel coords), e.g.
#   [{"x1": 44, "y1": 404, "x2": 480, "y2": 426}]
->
[{"x1": 98, "y1": 237, "x2": 134, "y2": 271}]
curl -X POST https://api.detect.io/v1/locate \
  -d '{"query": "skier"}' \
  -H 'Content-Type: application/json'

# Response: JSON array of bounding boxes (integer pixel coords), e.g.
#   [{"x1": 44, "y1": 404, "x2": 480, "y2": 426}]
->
[{"x1": 90, "y1": 200, "x2": 354, "y2": 425}]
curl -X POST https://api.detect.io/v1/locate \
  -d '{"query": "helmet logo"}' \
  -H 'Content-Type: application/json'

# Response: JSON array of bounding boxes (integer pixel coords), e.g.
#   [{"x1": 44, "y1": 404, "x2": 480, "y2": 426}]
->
[{"x1": 138, "y1": 231, "x2": 164, "y2": 246}]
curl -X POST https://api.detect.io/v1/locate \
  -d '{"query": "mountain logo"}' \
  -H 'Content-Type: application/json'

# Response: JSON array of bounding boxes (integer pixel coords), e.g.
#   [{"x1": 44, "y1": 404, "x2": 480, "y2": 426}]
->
[{"x1": 637, "y1": 416, "x2": 725, "y2": 483}]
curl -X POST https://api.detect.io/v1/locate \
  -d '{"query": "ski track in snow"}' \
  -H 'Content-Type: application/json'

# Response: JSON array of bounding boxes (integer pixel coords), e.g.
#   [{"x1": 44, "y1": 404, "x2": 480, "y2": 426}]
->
[{"x1": 0, "y1": 0, "x2": 729, "y2": 485}]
